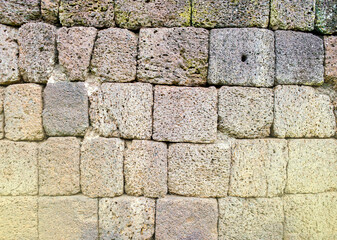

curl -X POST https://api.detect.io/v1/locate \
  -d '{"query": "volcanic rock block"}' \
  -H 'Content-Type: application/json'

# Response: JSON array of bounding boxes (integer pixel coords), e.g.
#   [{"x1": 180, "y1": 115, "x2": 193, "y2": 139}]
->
[
  {"x1": 0, "y1": 0, "x2": 40, "y2": 26},
  {"x1": 208, "y1": 28, "x2": 275, "y2": 87},
  {"x1": 0, "y1": 87, "x2": 4, "y2": 139},
  {"x1": 324, "y1": 36, "x2": 337, "y2": 83},
  {"x1": 315, "y1": 0, "x2": 337, "y2": 34},
  {"x1": 41, "y1": 0, "x2": 60, "y2": 24}
]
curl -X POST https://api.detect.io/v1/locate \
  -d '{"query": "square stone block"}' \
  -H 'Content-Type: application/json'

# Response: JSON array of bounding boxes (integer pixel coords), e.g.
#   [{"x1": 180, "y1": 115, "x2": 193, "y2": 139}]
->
[
  {"x1": 315, "y1": 0, "x2": 337, "y2": 34},
  {"x1": 0, "y1": 87, "x2": 4, "y2": 139},
  {"x1": 208, "y1": 28, "x2": 275, "y2": 87},
  {"x1": 324, "y1": 36, "x2": 337, "y2": 83},
  {"x1": 138, "y1": 27, "x2": 209, "y2": 86},
  {"x1": 41, "y1": 0, "x2": 59, "y2": 24},
  {"x1": 0, "y1": 0, "x2": 40, "y2": 26}
]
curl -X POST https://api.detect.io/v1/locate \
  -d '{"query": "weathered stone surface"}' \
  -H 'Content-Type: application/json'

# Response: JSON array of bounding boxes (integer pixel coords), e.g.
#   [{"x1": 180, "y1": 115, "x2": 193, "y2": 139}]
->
[
  {"x1": 59, "y1": 0, "x2": 115, "y2": 27},
  {"x1": 229, "y1": 139, "x2": 288, "y2": 197},
  {"x1": 81, "y1": 137, "x2": 124, "y2": 197},
  {"x1": 153, "y1": 86, "x2": 217, "y2": 143},
  {"x1": 324, "y1": 36, "x2": 337, "y2": 83},
  {"x1": 39, "y1": 137, "x2": 80, "y2": 196},
  {"x1": 19, "y1": 23, "x2": 56, "y2": 83},
  {"x1": 99, "y1": 196, "x2": 155, "y2": 239},
  {"x1": 90, "y1": 83, "x2": 153, "y2": 139},
  {"x1": 138, "y1": 27, "x2": 209, "y2": 86},
  {"x1": 5, "y1": 84, "x2": 44, "y2": 141},
  {"x1": 41, "y1": 0, "x2": 60, "y2": 24},
  {"x1": 218, "y1": 87, "x2": 274, "y2": 138},
  {"x1": 0, "y1": 197, "x2": 38, "y2": 240},
  {"x1": 275, "y1": 31, "x2": 324, "y2": 85},
  {"x1": 219, "y1": 197, "x2": 284, "y2": 240},
  {"x1": 315, "y1": 0, "x2": 337, "y2": 34},
  {"x1": 273, "y1": 86, "x2": 336, "y2": 138},
  {"x1": 115, "y1": 0, "x2": 190, "y2": 29},
  {"x1": 39, "y1": 196, "x2": 98, "y2": 240},
  {"x1": 156, "y1": 196, "x2": 218, "y2": 240},
  {"x1": 43, "y1": 82, "x2": 89, "y2": 136},
  {"x1": 125, "y1": 140, "x2": 167, "y2": 198},
  {"x1": 208, "y1": 28, "x2": 275, "y2": 87},
  {"x1": 90, "y1": 28, "x2": 138, "y2": 82},
  {"x1": 0, "y1": 141, "x2": 38, "y2": 195},
  {"x1": 57, "y1": 27, "x2": 97, "y2": 81},
  {"x1": 0, "y1": 87, "x2": 4, "y2": 139},
  {"x1": 284, "y1": 193, "x2": 337, "y2": 239},
  {"x1": 0, "y1": 0, "x2": 40, "y2": 26}
]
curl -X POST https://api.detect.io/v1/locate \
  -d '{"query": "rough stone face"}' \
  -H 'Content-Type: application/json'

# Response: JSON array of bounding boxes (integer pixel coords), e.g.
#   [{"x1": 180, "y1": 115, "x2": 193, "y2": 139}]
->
[
  {"x1": 208, "y1": 28, "x2": 275, "y2": 87},
  {"x1": 39, "y1": 196, "x2": 98, "y2": 240},
  {"x1": 324, "y1": 36, "x2": 337, "y2": 83},
  {"x1": 229, "y1": 139, "x2": 288, "y2": 197},
  {"x1": 0, "y1": 87, "x2": 4, "y2": 139},
  {"x1": 99, "y1": 196, "x2": 155, "y2": 239},
  {"x1": 5, "y1": 84, "x2": 44, "y2": 141},
  {"x1": 39, "y1": 137, "x2": 81, "y2": 196},
  {"x1": 41, "y1": 0, "x2": 60, "y2": 24},
  {"x1": 0, "y1": 141, "x2": 38, "y2": 196},
  {"x1": 218, "y1": 87, "x2": 274, "y2": 138},
  {"x1": 273, "y1": 86, "x2": 336, "y2": 138},
  {"x1": 153, "y1": 86, "x2": 217, "y2": 143},
  {"x1": 219, "y1": 197, "x2": 284, "y2": 240},
  {"x1": 90, "y1": 83, "x2": 153, "y2": 139},
  {"x1": 0, "y1": 197, "x2": 38, "y2": 240},
  {"x1": 115, "y1": 0, "x2": 190, "y2": 29},
  {"x1": 156, "y1": 196, "x2": 218, "y2": 240},
  {"x1": 0, "y1": 0, "x2": 40, "y2": 26},
  {"x1": 137, "y1": 27, "x2": 209, "y2": 86},
  {"x1": 81, "y1": 137, "x2": 124, "y2": 197},
  {"x1": 125, "y1": 140, "x2": 167, "y2": 198},
  {"x1": 90, "y1": 28, "x2": 138, "y2": 82},
  {"x1": 315, "y1": 0, "x2": 337, "y2": 34},
  {"x1": 43, "y1": 82, "x2": 89, "y2": 136},
  {"x1": 275, "y1": 31, "x2": 324, "y2": 85},
  {"x1": 19, "y1": 23, "x2": 56, "y2": 83},
  {"x1": 57, "y1": 27, "x2": 97, "y2": 81}
]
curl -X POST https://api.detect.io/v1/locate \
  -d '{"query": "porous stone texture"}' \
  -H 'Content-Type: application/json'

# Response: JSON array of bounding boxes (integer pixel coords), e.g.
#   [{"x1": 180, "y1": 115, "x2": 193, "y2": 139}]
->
[
  {"x1": 57, "y1": 27, "x2": 97, "y2": 81},
  {"x1": 43, "y1": 82, "x2": 89, "y2": 136},
  {"x1": 99, "y1": 196, "x2": 155, "y2": 239},
  {"x1": 156, "y1": 196, "x2": 218, "y2": 240},
  {"x1": 138, "y1": 27, "x2": 209, "y2": 86},
  {"x1": 275, "y1": 31, "x2": 324, "y2": 85},
  {"x1": 153, "y1": 86, "x2": 217, "y2": 143},
  {"x1": 192, "y1": 0, "x2": 269, "y2": 28},
  {"x1": 208, "y1": 28, "x2": 275, "y2": 87},
  {"x1": 18, "y1": 23, "x2": 56, "y2": 83},
  {"x1": 273, "y1": 86, "x2": 336, "y2": 138},
  {"x1": 0, "y1": 197, "x2": 38, "y2": 240},
  {"x1": 115, "y1": 0, "x2": 190, "y2": 29},
  {"x1": 229, "y1": 139, "x2": 288, "y2": 197},
  {"x1": 90, "y1": 28, "x2": 138, "y2": 82},
  {"x1": 41, "y1": 0, "x2": 60, "y2": 24},
  {"x1": 90, "y1": 83, "x2": 153, "y2": 139},
  {"x1": 0, "y1": 87, "x2": 4, "y2": 139},
  {"x1": 219, "y1": 197, "x2": 284, "y2": 240},
  {"x1": 286, "y1": 139, "x2": 337, "y2": 194},
  {"x1": 284, "y1": 193, "x2": 337, "y2": 239},
  {"x1": 39, "y1": 196, "x2": 98, "y2": 240},
  {"x1": 0, "y1": 0, "x2": 40, "y2": 26},
  {"x1": 81, "y1": 137, "x2": 124, "y2": 197},
  {"x1": 39, "y1": 137, "x2": 81, "y2": 196},
  {"x1": 125, "y1": 140, "x2": 167, "y2": 198},
  {"x1": 59, "y1": 0, "x2": 115, "y2": 27},
  {"x1": 315, "y1": 0, "x2": 337, "y2": 34},
  {"x1": 0, "y1": 141, "x2": 38, "y2": 196},
  {"x1": 218, "y1": 87, "x2": 274, "y2": 138},
  {"x1": 5, "y1": 84, "x2": 44, "y2": 141},
  {"x1": 324, "y1": 36, "x2": 337, "y2": 83}
]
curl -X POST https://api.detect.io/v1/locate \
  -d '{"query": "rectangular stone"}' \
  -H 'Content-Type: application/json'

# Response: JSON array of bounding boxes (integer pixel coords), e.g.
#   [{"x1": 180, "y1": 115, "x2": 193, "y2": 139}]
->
[
  {"x1": 0, "y1": 0, "x2": 40, "y2": 26},
  {"x1": 324, "y1": 36, "x2": 337, "y2": 83},
  {"x1": 0, "y1": 87, "x2": 4, "y2": 139},
  {"x1": 315, "y1": 0, "x2": 337, "y2": 34}
]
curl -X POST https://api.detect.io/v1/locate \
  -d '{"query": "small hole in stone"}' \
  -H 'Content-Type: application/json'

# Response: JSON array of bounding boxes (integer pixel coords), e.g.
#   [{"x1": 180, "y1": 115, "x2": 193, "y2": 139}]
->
[{"x1": 241, "y1": 54, "x2": 247, "y2": 62}]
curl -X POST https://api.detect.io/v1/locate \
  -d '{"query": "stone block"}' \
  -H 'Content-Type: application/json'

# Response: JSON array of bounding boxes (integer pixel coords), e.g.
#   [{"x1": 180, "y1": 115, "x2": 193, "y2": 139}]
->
[
  {"x1": 99, "y1": 196, "x2": 155, "y2": 239},
  {"x1": 125, "y1": 140, "x2": 167, "y2": 198},
  {"x1": 137, "y1": 27, "x2": 209, "y2": 86},
  {"x1": 41, "y1": 0, "x2": 60, "y2": 24},
  {"x1": 315, "y1": 0, "x2": 337, "y2": 34},
  {"x1": 208, "y1": 28, "x2": 275, "y2": 87},
  {"x1": 0, "y1": 87, "x2": 4, "y2": 139},
  {"x1": 324, "y1": 36, "x2": 337, "y2": 83},
  {"x1": 153, "y1": 86, "x2": 217, "y2": 143},
  {"x1": 156, "y1": 196, "x2": 218, "y2": 240},
  {"x1": 81, "y1": 137, "x2": 124, "y2": 197},
  {"x1": 218, "y1": 87, "x2": 274, "y2": 138},
  {"x1": 0, "y1": 0, "x2": 40, "y2": 26}
]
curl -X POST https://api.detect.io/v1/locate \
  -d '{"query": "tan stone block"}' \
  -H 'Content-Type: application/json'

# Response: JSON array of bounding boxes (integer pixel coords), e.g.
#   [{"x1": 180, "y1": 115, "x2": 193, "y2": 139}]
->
[
  {"x1": 0, "y1": 87, "x2": 4, "y2": 139},
  {"x1": 324, "y1": 36, "x2": 337, "y2": 83},
  {"x1": 0, "y1": 0, "x2": 40, "y2": 26}
]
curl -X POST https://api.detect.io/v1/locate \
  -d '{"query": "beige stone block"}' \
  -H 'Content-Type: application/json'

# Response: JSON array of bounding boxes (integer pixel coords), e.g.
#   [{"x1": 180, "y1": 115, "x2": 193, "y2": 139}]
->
[
  {"x1": 324, "y1": 36, "x2": 337, "y2": 83},
  {"x1": 0, "y1": 0, "x2": 40, "y2": 26},
  {"x1": 0, "y1": 87, "x2": 4, "y2": 139}
]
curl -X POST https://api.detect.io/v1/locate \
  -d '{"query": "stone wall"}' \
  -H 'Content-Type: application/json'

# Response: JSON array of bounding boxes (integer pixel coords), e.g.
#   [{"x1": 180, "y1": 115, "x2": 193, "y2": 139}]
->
[{"x1": 0, "y1": 0, "x2": 336, "y2": 239}]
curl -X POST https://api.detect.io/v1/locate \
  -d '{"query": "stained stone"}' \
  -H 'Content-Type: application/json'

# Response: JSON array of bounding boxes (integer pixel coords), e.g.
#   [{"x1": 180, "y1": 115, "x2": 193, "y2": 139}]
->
[
  {"x1": 324, "y1": 36, "x2": 337, "y2": 83},
  {"x1": 0, "y1": 0, "x2": 40, "y2": 26},
  {"x1": 41, "y1": 0, "x2": 60, "y2": 24},
  {"x1": 315, "y1": 0, "x2": 337, "y2": 34}
]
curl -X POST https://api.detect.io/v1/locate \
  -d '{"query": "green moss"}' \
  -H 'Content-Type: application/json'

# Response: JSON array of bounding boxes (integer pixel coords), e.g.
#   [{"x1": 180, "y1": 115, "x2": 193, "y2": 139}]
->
[
  {"x1": 191, "y1": 2, "x2": 218, "y2": 28},
  {"x1": 179, "y1": 4, "x2": 192, "y2": 27}
]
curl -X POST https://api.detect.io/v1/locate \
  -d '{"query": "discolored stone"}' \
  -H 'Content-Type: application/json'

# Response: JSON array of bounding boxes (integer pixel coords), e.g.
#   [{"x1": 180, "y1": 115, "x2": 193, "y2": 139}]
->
[
  {"x1": 0, "y1": 0, "x2": 40, "y2": 26},
  {"x1": 0, "y1": 87, "x2": 4, "y2": 139},
  {"x1": 41, "y1": 0, "x2": 60, "y2": 24},
  {"x1": 324, "y1": 36, "x2": 337, "y2": 83},
  {"x1": 137, "y1": 27, "x2": 209, "y2": 86},
  {"x1": 208, "y1": 28, "x2": 275, "y2": 87},
  {"x1": 315, "y1": 0, "x2": 337, "y2": 34}
]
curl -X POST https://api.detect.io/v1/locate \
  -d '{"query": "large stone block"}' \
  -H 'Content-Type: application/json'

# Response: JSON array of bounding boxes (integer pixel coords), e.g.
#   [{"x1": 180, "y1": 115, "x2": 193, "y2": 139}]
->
[
  {"x1": 315, "y1": 0, "x2": 337, "y2": 34},
  {"x1": 99, "y1": 196, "x2": 155, "y2": 239},
  {"x1": 218, "y1": 87, "x2": 274, "y2": 138},
  {"x1": 0, "y1": 0, "x2": 40, "y2": 26},
  {"x1": 208, "y1": 28, "x2": 275, "y2": 87},
  {"x1": 90, "y1": 83, "x2": 153, "y2": 139},
  {"x1": 138, "y1": 27, "x2": 209, "y2": 86},
  {"x1": 156, "y1": 196, "x2": 218, "y2": 240},
  {"x1": 324, "y1": 36, "x2": 337, "y2": 83},
  {"x1": 275, "y1": 31, "x2": 324, "y2": 85},
  {"x1": 153, "y1": 86, "x2": 217, "y2": 143},
  {"x1": 125, "y1": 140, "x2": 167, "y2": 198},
  {"x1": 168, "y1": 142, "x2": 231, "y2": 197},
  {"x1": 0, "y1": 87, "x2": 4, "y2": 139},
  {"x1": 273, "y1": 86, "x2": 336, "y2": 138},
  {"x1": 41, "y1": 0, "x2": 59, "y2": 24}
]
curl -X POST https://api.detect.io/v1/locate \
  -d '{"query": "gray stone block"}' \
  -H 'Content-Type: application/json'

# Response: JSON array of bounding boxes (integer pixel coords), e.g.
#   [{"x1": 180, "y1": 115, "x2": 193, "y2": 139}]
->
[
  {"x1": 0, "y1": 0, "x2": 40, "y2": 26},
  {"x1": 315, "y1": 0, "x2": 337, "y2": 34}
]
